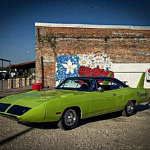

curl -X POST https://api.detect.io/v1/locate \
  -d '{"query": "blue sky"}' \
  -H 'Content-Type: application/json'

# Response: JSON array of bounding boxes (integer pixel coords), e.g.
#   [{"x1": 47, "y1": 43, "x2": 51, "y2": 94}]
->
[{"x1": 0, "y1": 0, "x2": 150, "y2": 65}]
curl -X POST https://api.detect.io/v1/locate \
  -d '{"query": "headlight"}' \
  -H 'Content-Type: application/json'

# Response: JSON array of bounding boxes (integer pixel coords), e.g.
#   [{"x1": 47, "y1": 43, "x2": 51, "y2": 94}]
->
[
  {"x1": 0, "y1": 103, "x2": 11, "y2": 112},
  {"x1": 7, "y1": 105, "x2": 31, "y2": 116}
]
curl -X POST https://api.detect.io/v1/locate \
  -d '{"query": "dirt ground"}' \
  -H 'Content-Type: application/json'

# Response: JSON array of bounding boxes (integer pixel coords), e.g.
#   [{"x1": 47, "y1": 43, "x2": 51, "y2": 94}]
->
[{"x1": 0, "y1": 102, "x2": 150, "y2": 150}]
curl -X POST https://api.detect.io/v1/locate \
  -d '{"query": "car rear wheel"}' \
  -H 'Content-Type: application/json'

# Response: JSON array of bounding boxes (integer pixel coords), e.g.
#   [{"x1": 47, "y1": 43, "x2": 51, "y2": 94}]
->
[
  {"x1": 57, "y1": 108, "x2": 80, "y2": 130},
  {"x1": 122, "y1": 101, "x2": 135, "y2": 117}
]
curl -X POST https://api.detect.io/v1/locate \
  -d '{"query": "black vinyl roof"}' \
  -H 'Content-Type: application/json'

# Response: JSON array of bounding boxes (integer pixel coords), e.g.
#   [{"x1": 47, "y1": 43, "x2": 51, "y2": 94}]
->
[{"x1": 64, "y1": 76, "x2": 128, "y2": 87}]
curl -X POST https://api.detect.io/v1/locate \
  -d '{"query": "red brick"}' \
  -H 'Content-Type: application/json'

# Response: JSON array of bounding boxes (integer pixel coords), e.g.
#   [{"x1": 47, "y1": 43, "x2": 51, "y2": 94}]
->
[{"x1": 35, "y1": 24, "x2": 150, "y2": 88}]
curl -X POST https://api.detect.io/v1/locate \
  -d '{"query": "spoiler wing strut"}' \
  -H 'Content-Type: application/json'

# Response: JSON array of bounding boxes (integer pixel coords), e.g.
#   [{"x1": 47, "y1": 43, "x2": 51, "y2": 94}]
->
[{"x1": 136, "y1": 72, "x2": 145, "y2": 88}]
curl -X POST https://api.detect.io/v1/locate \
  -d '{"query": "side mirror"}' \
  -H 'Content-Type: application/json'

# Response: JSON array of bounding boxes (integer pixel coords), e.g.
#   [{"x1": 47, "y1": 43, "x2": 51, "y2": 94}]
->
[
  {"x1": 100, "y1": 88, "x2": 104, "y2": 92},
  {"x1": 98, "y1": 88, "x2": 104, "y2": 92}
]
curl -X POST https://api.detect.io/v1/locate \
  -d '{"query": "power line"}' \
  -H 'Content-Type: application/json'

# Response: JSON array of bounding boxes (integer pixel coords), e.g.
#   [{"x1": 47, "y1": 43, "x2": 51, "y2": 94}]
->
[
  {"x1": 0, "y1": 32, "x2": 34, "y2": 62},
  {"x1": 37, "y1": 0, "x2": 150, "y2": 12},
  {"x1": 65, "y1": 4, "x2": 150, "y2": 11},
  {"x1": 0, "y1": 32, "x2": 31, "y2": 51}
]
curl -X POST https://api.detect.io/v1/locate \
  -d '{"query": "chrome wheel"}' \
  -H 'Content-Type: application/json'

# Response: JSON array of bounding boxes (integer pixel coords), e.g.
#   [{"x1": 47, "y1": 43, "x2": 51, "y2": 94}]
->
[
  {"x1": 122, "y1": 101, "x2": 135, "y2": 117},
  {"x1": 64, "y1": 109, "x2": 77, "y2": 127},
  {"x1": 126, "y1": 101, "x2": 134, "y2": 114},
  {"x1": 57, "y1": 108, "x2": 80, "y2": 130}
]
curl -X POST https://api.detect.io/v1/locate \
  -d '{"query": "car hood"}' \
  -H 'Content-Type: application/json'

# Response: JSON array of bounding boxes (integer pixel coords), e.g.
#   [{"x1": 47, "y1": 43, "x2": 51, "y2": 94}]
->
[
  {"x1": 39, "y1": 89, "x2": 79, "y2": 98},
  {"x1": 0, "y1": 89, "x2": 83, "y2": 108},
  {"x1": 0, "y1": 91, "x2": 44, "y2": 108}
]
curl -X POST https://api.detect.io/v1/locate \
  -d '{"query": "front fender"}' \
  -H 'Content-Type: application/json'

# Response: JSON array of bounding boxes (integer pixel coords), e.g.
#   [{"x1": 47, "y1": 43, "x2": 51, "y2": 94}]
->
[{"x1": 18, "y1": 103, "x2": 46, "y2": 122}]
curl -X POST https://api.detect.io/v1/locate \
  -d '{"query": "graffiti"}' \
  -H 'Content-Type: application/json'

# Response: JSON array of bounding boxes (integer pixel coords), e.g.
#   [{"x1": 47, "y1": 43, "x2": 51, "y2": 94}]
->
[
  {"x1": 56, "y1": 53, "x2": 113, "y2": 85},
  {"x1": 78, "y1": 66, "x2": 114, "y2": 78},
  {"x1": 78, "y1": 53, "x2": 112, "y2": 70},
  {"x1": 62, "y1": 59, "x2": 77, "y2": 74}
]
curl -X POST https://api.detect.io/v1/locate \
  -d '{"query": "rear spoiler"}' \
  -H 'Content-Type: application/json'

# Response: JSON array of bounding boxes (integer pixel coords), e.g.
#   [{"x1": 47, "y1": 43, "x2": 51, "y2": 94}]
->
[
  {"x1": 102, "y1": 72, "x2": 113, "y2": 85},
  {"x1": 136, "y1": 72, "x2": 145, "y2": 88}
]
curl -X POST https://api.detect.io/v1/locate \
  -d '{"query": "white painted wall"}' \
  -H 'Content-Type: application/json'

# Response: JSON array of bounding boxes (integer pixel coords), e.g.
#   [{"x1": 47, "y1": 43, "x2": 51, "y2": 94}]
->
[{"x1": 111, "y1": 63, "x2": 150, "y2": 88}]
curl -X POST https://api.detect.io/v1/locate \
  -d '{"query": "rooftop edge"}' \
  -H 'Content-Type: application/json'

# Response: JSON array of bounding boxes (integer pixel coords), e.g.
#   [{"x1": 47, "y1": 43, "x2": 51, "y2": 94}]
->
[{"x1": 35, "y1": 22, "x2": 150, "y2": 30}]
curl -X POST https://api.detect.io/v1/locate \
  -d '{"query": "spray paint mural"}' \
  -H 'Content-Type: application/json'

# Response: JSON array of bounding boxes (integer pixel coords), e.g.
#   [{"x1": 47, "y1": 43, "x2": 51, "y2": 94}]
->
[{"x1": 56, "y1": 53, "x2": 114, "y2": 85}]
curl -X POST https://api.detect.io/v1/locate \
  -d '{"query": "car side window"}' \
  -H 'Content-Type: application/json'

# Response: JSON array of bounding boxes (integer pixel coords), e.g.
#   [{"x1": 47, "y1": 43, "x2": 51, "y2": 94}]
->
[
  {"x1": 91, "y1": 81, "x2": 103, "y2": 92},
  {"x1": 109, "y1": 84, "x2": 120, "y2": 90},
  {"x1": 109, "y1": 81, "x2": 122, "y2": 90},
  {"x1": 92, "y1": 80, "x2": 121, "y2": 91}
]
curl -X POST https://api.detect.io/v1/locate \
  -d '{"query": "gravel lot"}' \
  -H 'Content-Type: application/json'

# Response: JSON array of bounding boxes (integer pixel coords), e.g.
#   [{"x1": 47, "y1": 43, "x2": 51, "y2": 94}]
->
[{"x1": 0, "y1": 102, "x2": 150, "y2": 150}]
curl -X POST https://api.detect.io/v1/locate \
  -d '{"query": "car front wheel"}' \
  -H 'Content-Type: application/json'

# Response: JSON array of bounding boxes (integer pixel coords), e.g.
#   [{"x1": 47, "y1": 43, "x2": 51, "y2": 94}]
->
[
  {"x1": 122, "y1": 101, "x2": 135, "y2": 116},
  {"x1": 57, "y1": 108, "x2": 80, "y2": 130}
]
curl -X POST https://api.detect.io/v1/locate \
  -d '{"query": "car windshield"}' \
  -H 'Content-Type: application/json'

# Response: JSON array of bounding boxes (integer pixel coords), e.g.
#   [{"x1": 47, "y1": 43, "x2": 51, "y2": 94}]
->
[{"x1": 56, "y1": 78, "x2": 93, "y2": 91}]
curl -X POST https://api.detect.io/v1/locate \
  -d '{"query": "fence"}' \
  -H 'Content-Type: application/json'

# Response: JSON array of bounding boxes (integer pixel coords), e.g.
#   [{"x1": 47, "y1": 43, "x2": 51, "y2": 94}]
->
[{"x1": 0, "y1": 78, "x2": 36, "y2": 90}]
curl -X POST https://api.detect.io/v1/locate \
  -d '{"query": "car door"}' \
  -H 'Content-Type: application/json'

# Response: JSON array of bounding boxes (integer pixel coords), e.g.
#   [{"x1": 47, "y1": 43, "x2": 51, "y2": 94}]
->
[
  {"x1": 90, "y1": 90, "x2": 118, "y2": 116},
  {"x1": 90, "y1": 80, "x2": 119, "y2": 117}
]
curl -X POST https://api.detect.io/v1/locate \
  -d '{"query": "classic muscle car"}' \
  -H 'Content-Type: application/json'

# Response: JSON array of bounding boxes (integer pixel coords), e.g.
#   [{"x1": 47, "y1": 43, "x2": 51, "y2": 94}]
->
[{"x1": 0, "y1": 73, "x2": 149, "y2": 130}]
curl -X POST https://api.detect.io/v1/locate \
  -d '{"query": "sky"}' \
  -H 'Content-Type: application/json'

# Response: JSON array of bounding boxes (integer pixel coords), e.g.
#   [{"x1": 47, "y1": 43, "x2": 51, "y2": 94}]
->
[{"x1": 0, "y1": 0, "x2": 150, "y2": 66}]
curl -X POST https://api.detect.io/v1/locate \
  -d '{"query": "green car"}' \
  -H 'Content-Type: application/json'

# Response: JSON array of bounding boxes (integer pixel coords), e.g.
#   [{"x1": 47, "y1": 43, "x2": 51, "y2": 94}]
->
[{"x1": 0, "y1": 73, "x2": 149, "y2": 130}]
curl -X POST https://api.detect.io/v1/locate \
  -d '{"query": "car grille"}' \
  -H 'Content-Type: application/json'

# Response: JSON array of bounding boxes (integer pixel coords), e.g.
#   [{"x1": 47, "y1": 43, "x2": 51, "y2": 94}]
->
[
  {"x1": 7, "y1": 105, "x2": 31, "y2": 116},
  {"x1": 0, "y1": 103, "x2": 11, "y2": 112}
]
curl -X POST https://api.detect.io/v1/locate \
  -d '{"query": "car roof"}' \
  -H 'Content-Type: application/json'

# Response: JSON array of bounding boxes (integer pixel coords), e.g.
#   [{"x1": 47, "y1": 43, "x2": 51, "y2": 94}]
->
[
  {"x1": 65, "y1": 76, "x2": 128, "y2": 87},
  {"x1": 67, "y1": 76, "x2": 112, "y2": 80}
]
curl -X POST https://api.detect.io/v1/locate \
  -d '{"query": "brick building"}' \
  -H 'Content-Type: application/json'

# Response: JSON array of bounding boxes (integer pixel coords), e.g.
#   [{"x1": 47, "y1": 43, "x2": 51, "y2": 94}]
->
[{"x1": 35, "y1": 23, "x2": 150, "y2": 88}]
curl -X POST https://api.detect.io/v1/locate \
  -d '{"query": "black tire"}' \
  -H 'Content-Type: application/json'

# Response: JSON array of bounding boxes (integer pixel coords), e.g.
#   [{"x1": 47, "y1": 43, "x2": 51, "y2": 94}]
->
[
  {"x1": 57, "y1": 108, "x2": 80, "y2": 130},
  {"x1": 122, "y1": 101, "x2": 135, "y2": 117}
]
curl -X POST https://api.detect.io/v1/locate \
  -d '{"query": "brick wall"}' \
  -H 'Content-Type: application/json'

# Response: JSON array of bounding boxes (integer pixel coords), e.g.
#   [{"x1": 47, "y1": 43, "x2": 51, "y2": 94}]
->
[{"x1": 35, "y1": 23, "x2": 150, "y2": 88}]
